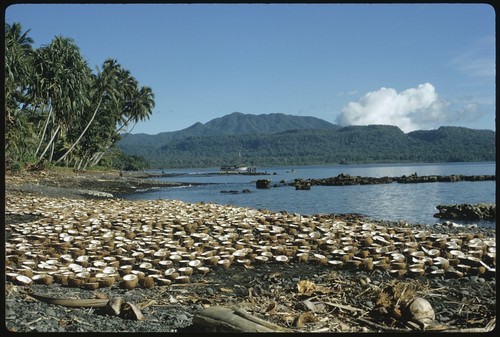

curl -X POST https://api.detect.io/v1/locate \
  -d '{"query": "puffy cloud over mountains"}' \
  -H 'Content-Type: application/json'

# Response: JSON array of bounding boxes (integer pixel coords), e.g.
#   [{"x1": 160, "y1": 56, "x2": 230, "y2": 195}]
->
[{"x1": 336, "y1": 83, "x2": 452, "y2": 133}]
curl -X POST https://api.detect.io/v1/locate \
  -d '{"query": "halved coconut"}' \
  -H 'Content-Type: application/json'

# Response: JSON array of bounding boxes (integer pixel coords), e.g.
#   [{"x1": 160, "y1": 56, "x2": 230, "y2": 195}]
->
[
  {"x1": 296, "y1": 253, "x2": 309, "y2": 263},
  {"x1": 98, "y1": 276, "x2": 115, "y2": 288},
  {"x1": 426, "y1": 249, "x2": 440, "y2": 257},
  {"x1": 232, "y1": 249, "x2": 248, "y2": 258},
  {"x1": 164, "y1": 268, "x2": 179, "y2": 280},
  {"x1": 122, "y1": 274, "x2": 139, "y2": 289},
  {"x1": 188, "y1": 259, "x2": 202, "y2": 268},
  {"x1": 75, "y1": 255, "x2": 89, "y2": 266},
  {"x1": 430, "y1": 269, "x2": 445, "y2": 277},
  {"x1": 391, "y1": 253, "x2": 406, "y2": 262},
  {"x1": 158, "y1": 260, "x2": 174, "y2": 268},
  {"x1": 254, "y1": 256, "x2": 269, "y2": 264},
  {"x1": 313, "y1": 254, "x2": 327, "y2": 265},
  {"x1": 466, "y1": 256, "x2": 481, "y2": 266},
  {"x1": 456, "y1": 264, "x2": 471, "y2": 272},
  {"x1": 131, "y1": 270, "x2": 146, "y2": 279},
  {"x1": 389, "y1": 269, "x2": 407, "y2": 277},
  {"x1": 155, "y1": 278, "x2": 172, "y2": 286},
  {"x1": 60, "y1": 254, "x2": 74, "y2": 264},
  {"x1": 409, "y1": 267, "x2": 426, "y2": 277},
  {"x1": 449, "y1": 249, "x2": 465, "y2": 258},
  {"x1": 272, "y1": 255, "x2": 287, "y2": 263},
  {"x1": 15, "y1": 274, "x2": 33, "y2": 286},
  {"x1": 83, "y1": 282, "x2": 100, "y2": 290},
  {"x1": 373, "y1": 235, "x2": 390, "y2": 244},
  {"x1": 119, "y1": 264, "x2": 133, "y2": 276},
  {"x1": 103, "y1": 266, "x2": 117, "y2": 274},
  {"x1": 433, "y1": 257, "x2": 450, "y2": 270},
  {"x1": 139, "y1": 276, "x2": 155, "y2": 289},
  {"x1": 327, "y1": 260, "x2": 343, "y2": 268},
  {"x1": 93, "y1": 260, "x2": 107, "y2": 268},
  {"x1": 445, "y1": 241, "x2": 461, "y2": 250},
  {"x1": 196, "y1": 266, "x2": 210, "y2": 275},
  {"x1": 217, "y1": 259, "x2": 231, "y2": 269},
  {"x1": 32, "y1": 274, "x2": 53, "y2": 285},
  {"x1": 68, "y1": 275, "x2": 86, "y2": 287},
  {"x1": 178, "y1": 267, "x2": 193, "y2": 276},
  {"x1": 174, "y1": 275, "x2": 190, "y2": 284},
  {"x1": 139, "y1": 262, "x2": 153, "y2": 270}
]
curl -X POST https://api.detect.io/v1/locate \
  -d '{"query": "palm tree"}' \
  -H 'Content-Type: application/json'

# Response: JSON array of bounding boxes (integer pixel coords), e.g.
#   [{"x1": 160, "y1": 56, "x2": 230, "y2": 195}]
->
[
  {"x1": 118, "y1": 85, "x2": 155, "y2": 134},
  {"x1": 4, "y1": 22, "x2": 34, "y2": 116},
  {"x1": 4, "y1": 22, "x2": 38, "y2": 165},
  {"x1": 55, "y1": 58, "x2": 122, "y2": 164},
  {"x1": 5, "y1": 22, "x2": 157, "y2": 170},
  {"x1": 33, "y1": 36, "x2": 92, "y2": 163},
  {"x1": 81, "y1": 64, "x2": 155, "y2": 168}
]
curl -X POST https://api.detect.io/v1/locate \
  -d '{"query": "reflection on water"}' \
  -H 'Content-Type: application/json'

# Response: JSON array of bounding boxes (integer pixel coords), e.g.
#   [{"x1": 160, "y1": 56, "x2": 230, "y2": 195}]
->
[{"x1": 122, "y1": 162, "x2": 495, "y2": 227}]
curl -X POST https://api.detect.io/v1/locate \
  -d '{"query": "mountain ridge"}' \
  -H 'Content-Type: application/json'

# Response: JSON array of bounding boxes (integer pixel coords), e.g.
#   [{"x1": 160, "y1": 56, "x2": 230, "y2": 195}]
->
[
  {"x1": 116, "y1": 112, "x2": 495, "y2": 168},
  {"x1": 118, "y1": 112, "x2": 340, "y2": 148}
]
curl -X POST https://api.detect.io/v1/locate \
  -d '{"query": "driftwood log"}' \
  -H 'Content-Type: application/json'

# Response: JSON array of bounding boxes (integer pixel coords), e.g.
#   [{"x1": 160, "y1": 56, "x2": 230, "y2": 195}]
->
[
  {"x1": 26, "y1": 292, "x2": 110, "y2": 308},
  {"x1": 192, "y1": 306, "x2": 291, "y2": 332},
  {"x1": 25, "y1": 292, "x2": 145, "y2": 320}
]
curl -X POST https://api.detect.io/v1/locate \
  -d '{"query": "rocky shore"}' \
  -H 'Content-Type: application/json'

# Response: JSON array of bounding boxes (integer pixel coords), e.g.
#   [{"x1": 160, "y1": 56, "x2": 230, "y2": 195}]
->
[
  {"x1": 5, "y1": 169, "x2": 200, "y2": 199},
  {"x1": 3, "y1": 170, "x2": 496, "y2": 333},
  {"x1": 434, "y1": 203, "x2": 496, "y2": 221},
  {"x1": 292, "y1": 173, "x2": 495, "y2": 189}
]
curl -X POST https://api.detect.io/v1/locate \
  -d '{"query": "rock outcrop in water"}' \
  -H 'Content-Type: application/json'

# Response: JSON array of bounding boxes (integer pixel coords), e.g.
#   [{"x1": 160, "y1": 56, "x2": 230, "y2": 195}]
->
[
  {"x1": 434, "y1": 203, "x2": 496, "y2": 221},
  {"x1": 255, "y1": 179, "x2": 271, "y2": 189},
  {"x1": 292, "y1": 173, "x2": 495, "y2": 189}
]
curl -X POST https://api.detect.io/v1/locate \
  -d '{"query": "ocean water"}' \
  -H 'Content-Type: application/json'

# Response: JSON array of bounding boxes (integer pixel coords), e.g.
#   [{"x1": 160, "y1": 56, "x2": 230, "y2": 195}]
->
[{"x1": 119, "y1": 162, "x2": 496, "y2": 228}]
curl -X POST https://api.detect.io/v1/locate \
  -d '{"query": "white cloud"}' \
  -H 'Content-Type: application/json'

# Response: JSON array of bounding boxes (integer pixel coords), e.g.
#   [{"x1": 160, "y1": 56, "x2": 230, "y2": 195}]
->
[{"x1": 335, "y1": 83, "x2": 452, "y2": 132}]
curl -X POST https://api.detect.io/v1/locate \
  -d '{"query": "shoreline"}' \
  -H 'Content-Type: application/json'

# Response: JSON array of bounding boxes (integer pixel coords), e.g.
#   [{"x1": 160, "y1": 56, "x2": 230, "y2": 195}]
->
[
  {"x1": 5, "y1": 169, "x2": 201, "y2": 199},
  {"x1": 6, "y1": 170, "x2": 496, "y2": 225}
]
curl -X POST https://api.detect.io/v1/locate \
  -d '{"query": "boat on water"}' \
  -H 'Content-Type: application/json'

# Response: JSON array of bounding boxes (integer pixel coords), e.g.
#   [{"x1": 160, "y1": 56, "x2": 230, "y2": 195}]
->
[
  {"x1": 221, "y1": 152, "x2": 258, "y2": 173},
  {"x1": 220, "y1": 165, "x2": 250, "y2": 173}
]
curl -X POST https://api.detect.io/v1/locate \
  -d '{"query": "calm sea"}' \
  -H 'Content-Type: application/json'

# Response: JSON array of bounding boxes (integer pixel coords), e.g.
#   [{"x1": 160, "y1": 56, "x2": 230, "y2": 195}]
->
[{"x1": 119, "y1": 162, "x2": 496, "y2": 228}]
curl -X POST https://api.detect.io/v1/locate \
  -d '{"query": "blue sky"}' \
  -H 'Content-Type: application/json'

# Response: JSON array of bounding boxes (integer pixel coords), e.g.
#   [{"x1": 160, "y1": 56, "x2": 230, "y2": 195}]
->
[{"x1": 5, "y1": 3, "x2": 496, "y2": 134}]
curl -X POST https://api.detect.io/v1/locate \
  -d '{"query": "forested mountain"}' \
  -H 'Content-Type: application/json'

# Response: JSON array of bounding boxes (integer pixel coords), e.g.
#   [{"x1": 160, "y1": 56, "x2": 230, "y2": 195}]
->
[
  {"x1": 117, "y1": 112, "x2": 340, "y2": 148},
  {"x1": 117, "y1": 113, "x2": 496, "y2": 168},
  {"x1": 203, "y1": 112, "x2": 339, "y2": 134}
]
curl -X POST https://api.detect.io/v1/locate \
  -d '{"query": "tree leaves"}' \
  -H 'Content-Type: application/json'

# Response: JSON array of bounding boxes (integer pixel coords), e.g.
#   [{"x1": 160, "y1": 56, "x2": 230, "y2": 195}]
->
[{"x1": 5, "y1": 21, "x2": 155, "y2": 171}]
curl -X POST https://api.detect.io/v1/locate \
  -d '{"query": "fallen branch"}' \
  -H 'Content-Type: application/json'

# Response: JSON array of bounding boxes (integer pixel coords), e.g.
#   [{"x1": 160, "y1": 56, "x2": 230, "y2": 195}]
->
[
  {"x1": 24, "y1": 292, "x2": 146, "y2": 321},
  {"x1": 192, "y1": 306, "x2": 292, "y2": 332},
  {"x1": 26, "y1": 292, "x2": 109, "y2": 308}
]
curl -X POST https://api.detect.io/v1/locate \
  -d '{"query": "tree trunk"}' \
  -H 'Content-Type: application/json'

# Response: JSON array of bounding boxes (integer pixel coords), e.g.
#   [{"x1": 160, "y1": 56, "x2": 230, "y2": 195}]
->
[
  {"x1": 49, "y1": 138, "x2": 55, "y2": 162},
  {"x1": 115, "y1": 115, "x2": 134, "y2": 134},
  {"x1": 35, "y1": 106, "x2": 53, "y2": 156},
  {"x1": 89, "y1": 151, "x2": 104, "y2": 167},
  {"x1": 192, "y1": 306, "x2": 290, "y2": 332},
  {"x1": 38, "y1": 124, "x2": 60, "y2": 162},
  {"x1": 56, "y1": 95, "x2": 103, "y2": 164}
]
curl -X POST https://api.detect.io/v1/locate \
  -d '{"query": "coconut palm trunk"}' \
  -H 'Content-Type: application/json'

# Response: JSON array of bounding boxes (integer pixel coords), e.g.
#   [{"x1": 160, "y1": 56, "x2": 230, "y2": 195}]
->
[
  {"x1": 35, "y1": 106, "x2": 53, "y2": 156},
  {"x1": 55, "y1": 95, "x2": 103, "y2": 164},
  {"x1": 37, "y1": 124, "x2": 60, "y2": 161}
]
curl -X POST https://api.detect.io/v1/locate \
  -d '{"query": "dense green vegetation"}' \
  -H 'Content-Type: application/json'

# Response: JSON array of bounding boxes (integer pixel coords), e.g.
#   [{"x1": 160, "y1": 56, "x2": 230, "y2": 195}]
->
[
  {"x1": 5, "y1": 22, "x2": 155, "y2": 172},
  {"x1": 119, "y1": 124, "x2": 496, "y2": 169}
]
